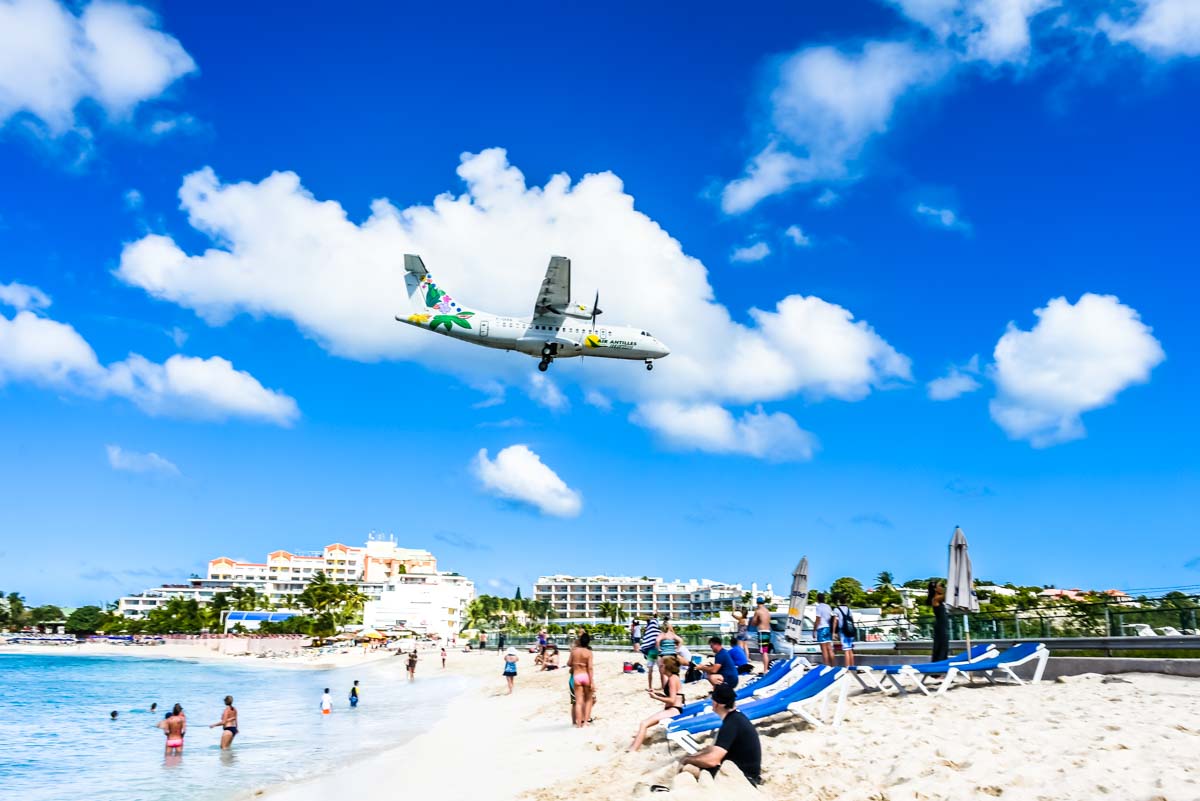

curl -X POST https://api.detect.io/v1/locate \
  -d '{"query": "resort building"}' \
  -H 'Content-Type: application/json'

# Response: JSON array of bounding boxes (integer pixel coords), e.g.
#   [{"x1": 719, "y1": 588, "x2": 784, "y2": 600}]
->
[
  {"x1": 361, "y1": 572, "x2": 475, "y2": 638},
  {"x1": 532, "y1": 575, "x2": 748, "y2": 623},
  {"x1": 117, "y1": 533, "x2": 474, "y2": 637}
]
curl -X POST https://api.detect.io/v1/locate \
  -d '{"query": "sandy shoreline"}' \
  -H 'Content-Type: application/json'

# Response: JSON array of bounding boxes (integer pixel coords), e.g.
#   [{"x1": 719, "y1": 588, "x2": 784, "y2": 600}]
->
[
  {"x1": 1, "y1": 641, "x2": 401, "y2": 670},
  {"x1": 10, "y1": 644, "x2": 1200, "y2": 800},
  {"x1": 258, "y1": 650, "x2": 1200, "y2": 801}
]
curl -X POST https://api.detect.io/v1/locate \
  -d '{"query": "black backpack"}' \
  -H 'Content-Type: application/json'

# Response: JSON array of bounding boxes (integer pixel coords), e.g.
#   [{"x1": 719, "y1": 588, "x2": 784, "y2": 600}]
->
[{"x1": 838, "y1": 606, "x2": 856, "y2": 638}]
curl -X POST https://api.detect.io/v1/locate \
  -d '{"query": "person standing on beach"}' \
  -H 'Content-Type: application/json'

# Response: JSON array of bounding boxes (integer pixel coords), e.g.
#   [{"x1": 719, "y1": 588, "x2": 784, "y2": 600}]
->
[
  {"x1": 630, "y1": 618, "x2": 641, "y2": 652},
  {"x1": 349, "y1": 681, "x2": 361, "y2": 709},
  {"x1": 568, "y1": 631, "x2": 595, "y2": 727},
  {"x1": 502, "y1": 647, "x2": 519, "y2": 694},
  {"x1": 321, "y1": 688, "x2": 333, "y2": 715},
  {"x1": 814, "y1": 593, "x2": 835, "y2": 666},
  {"x1": 640, "y1": 612, "x2": 661, "y2": 690},
  {"x1": 929, "y1": 581, "x2": 949, "y2": 662},
  {"x1": 750, "y1": 597, "x2": 772, "y2": 674},
  {"x1": 441, "y1": 647, "x2": 447, "y2": 668},
  {"x1": 208, "y1": 695, "x2": 238, "y2": 749},
  {"x1": 407, "y1": 648, "x2": 418, "y2": 681},
  {"x1": 832, "y1": 597, "x2": 856, "y2": 668},
  {"x1": 656, "y1": 622, "x2": 683, "y2": 692}
]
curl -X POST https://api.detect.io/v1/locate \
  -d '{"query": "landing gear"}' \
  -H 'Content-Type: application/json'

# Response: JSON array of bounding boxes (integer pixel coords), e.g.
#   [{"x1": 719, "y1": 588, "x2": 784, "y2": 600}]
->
[
  {"x1": 538, "y1": 359, "x2": 550, "y2": 372},
  {"x1": 645, "y1": 359, "x2": 654, "y2": 371},
  {"x1": 541, "y1": 345, "x2": 554, "y2": 357}
]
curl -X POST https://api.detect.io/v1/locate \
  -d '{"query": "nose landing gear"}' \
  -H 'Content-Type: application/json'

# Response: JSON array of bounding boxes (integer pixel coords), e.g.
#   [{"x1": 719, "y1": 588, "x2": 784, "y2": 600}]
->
[
  {"x1": 645, "y1": 359, "x2": 654, "y2": 371},
  {"x1": 538, "y1": 359, "x2": 551, "y2": 372}
]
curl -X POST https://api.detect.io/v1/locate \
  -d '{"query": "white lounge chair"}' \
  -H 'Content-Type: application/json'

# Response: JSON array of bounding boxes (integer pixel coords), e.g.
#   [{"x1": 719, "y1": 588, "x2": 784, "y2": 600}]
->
[{"x1": 936, "y1": 642, "x2": 1049, "y2": 695}]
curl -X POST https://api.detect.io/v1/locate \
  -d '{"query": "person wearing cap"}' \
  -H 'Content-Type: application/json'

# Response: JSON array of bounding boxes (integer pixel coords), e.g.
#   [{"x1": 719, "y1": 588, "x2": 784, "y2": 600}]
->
[
  {"x1": 502, "y1": 647, "x2": 519, "y2": 694},
  {"x1": 678, "y1": 683, "x2": 762, "y2": 786},
  {"x1": 749, "y1": 596, "x2": 772, "y2": 675}
]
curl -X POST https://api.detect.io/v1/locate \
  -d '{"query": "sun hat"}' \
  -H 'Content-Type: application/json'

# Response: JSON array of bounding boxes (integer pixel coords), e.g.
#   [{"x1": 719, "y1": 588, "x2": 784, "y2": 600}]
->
[{"x1": 506, "y1": 647, "x2": 517, "y2": 655}]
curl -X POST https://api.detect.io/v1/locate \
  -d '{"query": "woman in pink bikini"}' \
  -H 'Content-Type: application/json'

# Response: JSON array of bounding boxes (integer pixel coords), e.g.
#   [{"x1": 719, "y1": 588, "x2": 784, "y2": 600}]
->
[{"x1": 568, "y1": 630, "x2": 595, "y2": 728}]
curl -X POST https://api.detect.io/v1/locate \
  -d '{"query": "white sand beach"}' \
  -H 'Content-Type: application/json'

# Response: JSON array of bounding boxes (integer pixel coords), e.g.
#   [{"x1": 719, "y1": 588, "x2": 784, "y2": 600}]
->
[{"x1": 250, "y1": 649, "x2": 1200, "y2": 801}]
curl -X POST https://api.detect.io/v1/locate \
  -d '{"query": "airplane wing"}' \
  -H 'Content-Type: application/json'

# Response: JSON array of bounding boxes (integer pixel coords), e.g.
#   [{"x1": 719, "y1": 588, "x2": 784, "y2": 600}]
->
[{"x1": 534, "y1": 256, "x2": 571, "y2": 317}]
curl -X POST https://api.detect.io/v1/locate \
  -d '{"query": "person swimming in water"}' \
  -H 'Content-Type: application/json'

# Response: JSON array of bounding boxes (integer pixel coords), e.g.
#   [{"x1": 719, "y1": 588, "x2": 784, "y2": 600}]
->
[{"x1": 208, "y1": 695, "x2": 238, "y2": 749}]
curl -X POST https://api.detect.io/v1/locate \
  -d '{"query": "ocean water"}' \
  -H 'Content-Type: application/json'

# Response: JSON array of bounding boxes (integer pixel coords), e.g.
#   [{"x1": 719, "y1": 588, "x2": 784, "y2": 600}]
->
[{"x1": 0, "y1": 652, "x2": 466, "y2": 801}]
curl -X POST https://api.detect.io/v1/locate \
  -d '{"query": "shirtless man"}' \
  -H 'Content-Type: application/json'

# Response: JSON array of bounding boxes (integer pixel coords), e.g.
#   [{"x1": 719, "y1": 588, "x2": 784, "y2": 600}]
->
[
  {"x1": 158, "y1": 707, "x2": 186, "y2": 755},
  {"x1": 749, "y1": 597, "x2": 773, "y2": 674},
  {"x1": 208, "y1": 695, "x2": 238, "y2": 749}
]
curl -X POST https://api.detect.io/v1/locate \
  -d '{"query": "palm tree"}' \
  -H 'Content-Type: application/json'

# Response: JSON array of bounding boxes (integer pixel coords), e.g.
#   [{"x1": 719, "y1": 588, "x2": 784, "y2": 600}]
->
[
  {"x1": 598, "y1": 602, "x2": 626, "y2": 624},
  {"x1": 876, "y1": 571, "x2": 895, "y2": 588},
  {"x1": 336, "y1": 585, "x2": 371, "y2": 627}
]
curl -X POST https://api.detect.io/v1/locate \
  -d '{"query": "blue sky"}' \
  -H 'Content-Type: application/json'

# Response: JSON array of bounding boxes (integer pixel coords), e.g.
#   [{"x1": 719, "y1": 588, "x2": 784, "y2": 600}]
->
[{"x1": 1, "y1": 0, "x2": 1198, "y2": 607}]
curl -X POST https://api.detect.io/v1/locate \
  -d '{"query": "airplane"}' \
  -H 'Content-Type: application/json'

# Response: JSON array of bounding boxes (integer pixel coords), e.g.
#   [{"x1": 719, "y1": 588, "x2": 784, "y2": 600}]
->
[{"x1": 394, "y1": 254, "x2": 670, "y2": 372}]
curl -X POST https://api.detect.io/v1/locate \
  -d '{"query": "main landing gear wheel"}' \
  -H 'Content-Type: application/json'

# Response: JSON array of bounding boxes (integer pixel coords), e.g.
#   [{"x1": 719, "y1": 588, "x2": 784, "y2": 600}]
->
[
  {"x1": 645, "y1": 360, "x2": 654, "y2": 371},
  {"x1": 538, "y1": 359, "x2": 550, "y2": 372}
]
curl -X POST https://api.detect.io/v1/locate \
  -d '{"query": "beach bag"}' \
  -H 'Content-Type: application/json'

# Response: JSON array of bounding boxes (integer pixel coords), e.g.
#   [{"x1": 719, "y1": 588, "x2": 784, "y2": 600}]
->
[
  {"x1": 838, "y1": 606, "x2": 856, "y2": 638},
  {"x1": 623, "y1": 662, "x2": 633, "y2": 673}
]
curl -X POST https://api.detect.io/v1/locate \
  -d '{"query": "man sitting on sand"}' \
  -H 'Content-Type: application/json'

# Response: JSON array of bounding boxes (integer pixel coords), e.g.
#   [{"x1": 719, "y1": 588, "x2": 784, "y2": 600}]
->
[
  {"x1": 678, "y1": 684, "x2": 762, "y2": 786},
  {"x1": 698, "y1": 636, "x2": 739, "y2": 689}
]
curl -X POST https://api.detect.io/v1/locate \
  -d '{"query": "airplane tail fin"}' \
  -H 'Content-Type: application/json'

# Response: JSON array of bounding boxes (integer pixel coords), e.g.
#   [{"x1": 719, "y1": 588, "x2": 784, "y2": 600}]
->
[{"x1": 398, "y1": 254, "x2": 471, "y2": 323}]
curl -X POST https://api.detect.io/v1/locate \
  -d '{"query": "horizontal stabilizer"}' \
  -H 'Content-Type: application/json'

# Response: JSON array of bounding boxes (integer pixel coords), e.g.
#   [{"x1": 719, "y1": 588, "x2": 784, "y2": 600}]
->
[{"x1": 404, "y1": 254, "x2": 428, "y2": 277}]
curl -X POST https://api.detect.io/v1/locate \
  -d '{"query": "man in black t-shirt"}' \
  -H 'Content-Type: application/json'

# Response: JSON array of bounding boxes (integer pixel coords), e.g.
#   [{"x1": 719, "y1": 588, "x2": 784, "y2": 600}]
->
[{"x1": 678, "y1": 683, "x2": 762, "y2": 786}]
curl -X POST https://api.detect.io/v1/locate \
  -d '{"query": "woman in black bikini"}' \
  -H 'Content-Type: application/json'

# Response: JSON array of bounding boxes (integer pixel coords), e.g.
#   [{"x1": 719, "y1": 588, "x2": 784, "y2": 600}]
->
[
  {"x1": 208, "y1": 695, "x2": 238, "y2": 749},
  {"x1": 627, "y1": 655, "x2": 684, "y2": 751}
]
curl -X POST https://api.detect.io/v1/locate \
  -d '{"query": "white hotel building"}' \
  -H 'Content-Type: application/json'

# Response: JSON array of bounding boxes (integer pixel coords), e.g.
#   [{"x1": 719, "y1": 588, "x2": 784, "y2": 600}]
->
[
  {"x1": 533, "y1": 575, "x2": 748, "y2": 622},
  {"x1": 117, "y1": 535, "x2": 474, "y2": 638}
]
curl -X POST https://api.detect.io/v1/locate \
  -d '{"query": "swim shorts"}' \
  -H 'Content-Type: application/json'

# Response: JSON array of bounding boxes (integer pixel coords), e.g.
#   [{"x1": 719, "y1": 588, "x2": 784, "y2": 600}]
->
[
  {"x1": 642, "y1": 648, "x2": 659, "y2": 662},
  {"x1": 757, "y1": 630, "x2": 771, "y2": 653},
  {"x1": 841, "y1": 636, "x2": 854, "y2": 651},
  {"x1": 816, "y1": 626, "x2": 832, "y2": 643}
]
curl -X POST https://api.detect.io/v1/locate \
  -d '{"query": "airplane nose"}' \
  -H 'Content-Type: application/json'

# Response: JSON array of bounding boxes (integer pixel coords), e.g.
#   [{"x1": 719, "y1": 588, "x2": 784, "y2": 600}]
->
[{"x1": 656, "y1": 340, "x2": 670, "y2": 357}]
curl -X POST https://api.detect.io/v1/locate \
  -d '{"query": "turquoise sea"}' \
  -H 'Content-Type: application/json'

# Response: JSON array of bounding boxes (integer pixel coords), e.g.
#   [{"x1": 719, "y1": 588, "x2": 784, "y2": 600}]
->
[{"x1": 0, "y1": 652, "x2": 465, "y2": 801}]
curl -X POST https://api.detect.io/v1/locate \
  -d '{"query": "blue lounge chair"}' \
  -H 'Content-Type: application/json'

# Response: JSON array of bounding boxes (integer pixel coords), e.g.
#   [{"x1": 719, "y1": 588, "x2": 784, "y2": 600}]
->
[
  {"x1": 936, "y1": 642, "x2": 1049, "y2": 694},
  {"x1": 674, "y1": 656, "x2": 807, "y2": 720},
  {"x1": 666, "y1": 666, "x2": 848, "y2": 753},
  {"x1": 856, "y1": 643, "x2": 998, "y2": 695}
]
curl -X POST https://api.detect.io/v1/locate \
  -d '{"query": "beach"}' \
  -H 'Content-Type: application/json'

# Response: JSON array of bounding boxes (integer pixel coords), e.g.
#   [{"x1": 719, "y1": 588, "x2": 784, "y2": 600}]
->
[
  {"x1": 8, "y1": 643, "x2": 1199, "y2": 801},
  {"x1": 251, "y1": 649, "x2": 1200, "y2": 801}
]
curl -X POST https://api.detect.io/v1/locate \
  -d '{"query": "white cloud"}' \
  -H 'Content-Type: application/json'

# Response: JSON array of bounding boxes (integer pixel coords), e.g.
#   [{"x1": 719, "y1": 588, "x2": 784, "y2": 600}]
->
[
  {"x1": 0, "y1": 0, "x2": 196, "y2": 135},
  {"x1": 815, "y1": 188, "x2": 840, "y2": 207},
  {"x1": 632, "y1": 402, "x2": 818, "y2": 462},
  {"x1": 0, "y1": 280, "x2": 52, "y2": 311},
  {"x1": 721, "y1": 41, "x2": 952, "y2": 213},
  {"x1": 527, "y1": 373, "x2": 568, "y2": 411},
  {"x1": 106, "y1": 443, "x2": 179, "y2": 475},
  {"x1": 584, "y1": 389, "x2": 612, "y2": 411},
  {"x1": 927, "y1": 354, "x2": 981, "y2": 400},
  {"x1": 1098, "y1": 0, "x2": 1200, "y2": 59},
  {"x1": 915, "y1": 202, "x2": 971, "y2": 232},
  {"x1": 887, "y1": 0, "x2": 1059, "y2": 66},
  {"x1": 473, "y1": 444, "x2": 582, "y2": 517},
  {"x1": 124, "y1": 188, "x2": 143, "y2": 209},
  {"x1": 989, "y1": 293, "x2": 1164, "y2": 446},
  {"x1": 784, "y1": 225, "x2": 812, "y2": 247},
  {"x1": 730, "y1": 241, "x2": 771, "y2": 263},
  {"x1": 114, "y1": 149, "x2": 911, "y2": 459},
  {"x1": 0, "y1": 299, "x2": 298, "y2": 425}
]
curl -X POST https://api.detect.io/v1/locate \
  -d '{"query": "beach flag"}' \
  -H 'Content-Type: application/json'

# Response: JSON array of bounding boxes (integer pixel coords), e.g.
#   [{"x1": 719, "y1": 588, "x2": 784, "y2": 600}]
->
[{"x1": 785, "y1": 556, "x2": 809, "y2": 643}]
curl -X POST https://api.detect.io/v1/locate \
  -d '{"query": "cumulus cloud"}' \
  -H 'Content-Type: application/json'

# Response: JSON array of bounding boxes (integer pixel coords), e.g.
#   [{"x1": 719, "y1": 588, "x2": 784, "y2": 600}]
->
[
  {"x1": 989, "y1": 293, "x2": 1164, "y2": 446},
  {"x1": 730, "y1": 241, "x2": 771, "y2": 263},
  {"x1": 887, "y1": 0, "x2": 1058, "y2": 65},
  {"x1": 114, "y1": 149, "x2": 910, "y2": 458},
  {"x1": 0, "y1": 0, "x2": 196, "y2": 135},
  {"x1": 1098, "y1": 0, "x2": 1200, "y2": 59},
  {"x1": 106, "y1": 443, "x2": 179, "y2": 475},
  {"x1": 474, "y1": 444, "x2": 582, "y2": 517},
  {"x1": 631, "y1": 402, "x2": 818, "y2": 462},
  {"x1": 927, "y1": 354, "x2": 982, "y2": 400},
  {"x1": 584, "y1": 389, "x2": 612, "y2": 411},
  {"x1": 721, "y1": 41, "x2": 952, "y2": 213},
  {"x1": 0, "y1": 294, "x2": 298, "y2": 425},
  {"x1": 915, "y1": 202, "x2": 971, "y2": 232},
  {"x1": 527, "y1": 373, "x2": 568, "y2": 411},
  {"x1": 784, "y1": 225, "x2": 812, "y2": 247},
  {"x1": 0, "y1": 280, "x2": 52, "y2": 311},
  {"x1": 815, "y1": 189, "x2": 840, "y2": 207}
]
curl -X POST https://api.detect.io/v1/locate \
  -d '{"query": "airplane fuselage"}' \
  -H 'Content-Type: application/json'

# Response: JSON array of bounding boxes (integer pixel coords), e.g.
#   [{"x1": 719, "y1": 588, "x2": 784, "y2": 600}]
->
[{"x1": 397, "y1": 309, "x2": 670, "y2": 362}]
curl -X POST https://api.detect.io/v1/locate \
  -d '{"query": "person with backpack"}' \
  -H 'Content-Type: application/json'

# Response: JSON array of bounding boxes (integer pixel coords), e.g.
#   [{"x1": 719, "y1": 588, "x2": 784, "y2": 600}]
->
[{"x1": 832, "y1": 595, "x2": 856, "y2": 668}]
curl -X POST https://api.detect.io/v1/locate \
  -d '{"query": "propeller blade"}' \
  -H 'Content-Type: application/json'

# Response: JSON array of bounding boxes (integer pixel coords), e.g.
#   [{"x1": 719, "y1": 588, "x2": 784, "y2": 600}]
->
[{"x1": 591, "y1": 290, "x2": 601, "y2": 329}]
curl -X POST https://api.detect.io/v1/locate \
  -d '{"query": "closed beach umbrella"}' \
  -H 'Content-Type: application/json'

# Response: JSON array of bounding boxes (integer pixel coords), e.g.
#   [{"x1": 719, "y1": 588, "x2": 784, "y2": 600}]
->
[
  {"x1": 785, "y1": 556, "x2": 809, "y2": 644},
  {"x1": 946, "y1": 526, "x2": 979, "y2": 650}
]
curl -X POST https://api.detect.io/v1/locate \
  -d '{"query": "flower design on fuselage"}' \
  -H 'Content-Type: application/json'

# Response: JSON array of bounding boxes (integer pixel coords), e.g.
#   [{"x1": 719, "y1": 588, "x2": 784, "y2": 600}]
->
[
  {"x1": 407, "y1": 313, "x2": 431, "y2": 324},
  {"x1": 585, "y1": 334, "x2": 602, "y2": 348},
  {"x1": 429, "y1": 311, "x2": 474, "y2": 332}
]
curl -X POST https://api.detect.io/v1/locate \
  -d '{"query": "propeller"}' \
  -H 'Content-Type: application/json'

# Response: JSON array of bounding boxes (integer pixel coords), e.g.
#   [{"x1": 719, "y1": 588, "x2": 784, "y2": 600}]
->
[{"x1": 590, "y1": 290, "x2": 603, "y2": 330}]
